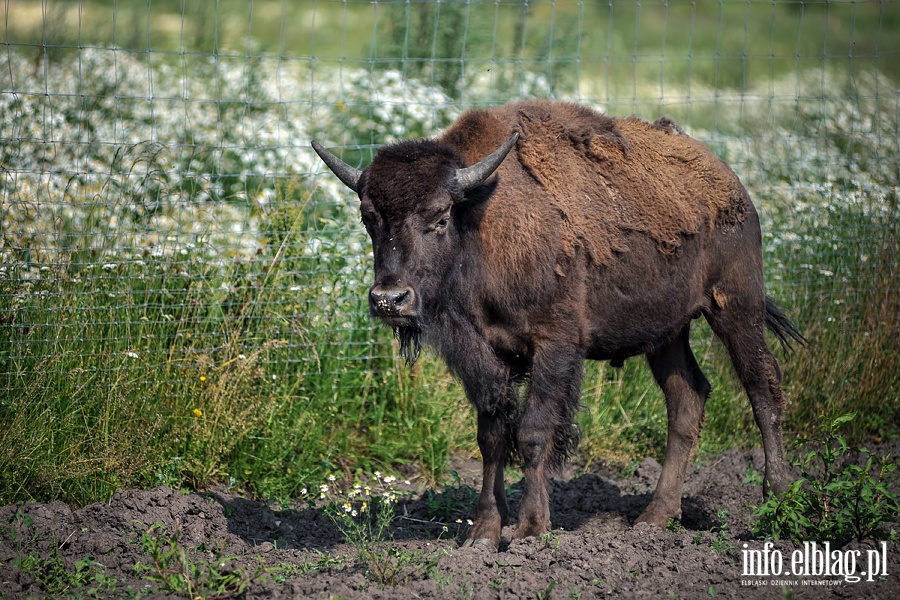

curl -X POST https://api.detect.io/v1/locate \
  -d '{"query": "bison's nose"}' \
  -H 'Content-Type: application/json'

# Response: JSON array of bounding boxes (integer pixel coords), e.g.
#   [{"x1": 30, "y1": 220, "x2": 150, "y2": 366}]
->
[{"x1": 369, "y1": 284, "x2": 416, "y2": 317}]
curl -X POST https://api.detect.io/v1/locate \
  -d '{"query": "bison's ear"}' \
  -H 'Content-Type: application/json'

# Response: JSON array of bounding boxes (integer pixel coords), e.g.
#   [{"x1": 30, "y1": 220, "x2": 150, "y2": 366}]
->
[
  {"x1": 311, "y1": 141, "x2": 363, "y2": 193},
  {"x1": 454, "y1": 133, "x2": 518, "y2": 194}
]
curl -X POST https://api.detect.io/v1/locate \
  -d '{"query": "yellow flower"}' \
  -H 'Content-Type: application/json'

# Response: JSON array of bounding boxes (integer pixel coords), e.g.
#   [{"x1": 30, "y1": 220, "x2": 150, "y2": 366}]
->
[
  {"x1": 199, "y1": 375, "x2": 207, "y2": 382},
  {"x1": 193, "y1": 408, "x2": 203, "y2": 417}
]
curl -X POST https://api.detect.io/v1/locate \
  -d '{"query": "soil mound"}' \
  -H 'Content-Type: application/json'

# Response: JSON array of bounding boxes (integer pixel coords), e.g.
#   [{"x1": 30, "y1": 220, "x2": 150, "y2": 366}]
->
[{"x1": 1, "y1": 445, "x2": 898, "y2": 599}]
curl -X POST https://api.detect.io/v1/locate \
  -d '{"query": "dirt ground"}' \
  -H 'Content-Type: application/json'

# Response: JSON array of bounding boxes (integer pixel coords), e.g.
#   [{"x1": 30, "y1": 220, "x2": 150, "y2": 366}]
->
[{"x1": 2, "y1": 446, "x2": 898, "y2": 599}]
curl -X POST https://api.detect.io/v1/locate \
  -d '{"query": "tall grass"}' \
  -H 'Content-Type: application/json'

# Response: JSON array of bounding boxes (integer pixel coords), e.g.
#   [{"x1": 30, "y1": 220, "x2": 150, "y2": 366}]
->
[
  {"x1": 0, "y1": 182, "x2": 473, "y2": 504},
  {"x1": 1, "y1": 34, "x2": 898, "y2": 505}
]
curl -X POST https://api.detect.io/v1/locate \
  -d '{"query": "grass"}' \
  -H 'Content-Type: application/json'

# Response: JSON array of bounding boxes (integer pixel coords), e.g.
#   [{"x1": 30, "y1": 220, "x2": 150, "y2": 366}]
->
[
  {"x1": 0, "y1": 3, "x2": 898, "y2": 508},
  {"x1": 0, "y1": 228, "x2": 472, "y2": 503}
]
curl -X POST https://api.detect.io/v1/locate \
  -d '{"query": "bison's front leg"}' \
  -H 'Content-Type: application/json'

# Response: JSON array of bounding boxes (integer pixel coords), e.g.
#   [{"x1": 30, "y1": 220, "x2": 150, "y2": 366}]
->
[
  {"x1": 447, "y1": 321, "x2": 519, "y2": 551},
  {"x1": 461, "y1": 411, "x2": 510, "y2": 550},
  {"x1": 514, "y1": 346, "x2": 584, "y2": 540}
]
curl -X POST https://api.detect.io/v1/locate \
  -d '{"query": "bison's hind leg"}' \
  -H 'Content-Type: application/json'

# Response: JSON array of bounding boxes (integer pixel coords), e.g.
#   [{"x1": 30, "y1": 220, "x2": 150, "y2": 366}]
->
[
  {"x1": 637, "y1": 324, "x2": 711, "y2": 527},
  {"x1": 705, "y1": 297, "x2": 793, "y2": 498}
]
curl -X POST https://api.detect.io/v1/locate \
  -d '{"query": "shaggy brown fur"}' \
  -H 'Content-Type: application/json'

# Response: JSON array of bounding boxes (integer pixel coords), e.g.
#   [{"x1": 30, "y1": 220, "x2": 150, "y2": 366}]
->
[{"x1": 443, "y1": 99, "x2": 749, "y2": 265}]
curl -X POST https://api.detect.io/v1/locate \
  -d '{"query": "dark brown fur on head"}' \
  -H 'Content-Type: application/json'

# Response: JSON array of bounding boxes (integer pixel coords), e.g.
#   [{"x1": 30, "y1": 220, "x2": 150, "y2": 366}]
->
[{"x1": 363, "y1": 140, "x2": 466, "y2": 220}]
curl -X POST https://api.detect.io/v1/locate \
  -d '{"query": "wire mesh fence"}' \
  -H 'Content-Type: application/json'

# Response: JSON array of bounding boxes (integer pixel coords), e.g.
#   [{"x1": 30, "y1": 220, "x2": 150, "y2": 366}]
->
[{"x1": 1, "y1": 1, "x2": 897, "y2": 501}]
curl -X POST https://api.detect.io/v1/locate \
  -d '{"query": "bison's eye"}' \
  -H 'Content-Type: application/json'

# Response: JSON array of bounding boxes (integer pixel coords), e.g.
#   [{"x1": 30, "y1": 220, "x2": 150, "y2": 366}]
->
[
  {"x1": 427, "y1": 207, "x2": 452, "y2": 234},
  {"x1": 360, "y1": 209, "x2": 381, "y2": 232}
]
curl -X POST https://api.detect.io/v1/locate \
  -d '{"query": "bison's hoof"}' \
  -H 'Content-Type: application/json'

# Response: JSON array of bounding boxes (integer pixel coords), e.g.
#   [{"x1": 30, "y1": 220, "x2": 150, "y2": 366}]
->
[
  {"x1": 460, "y1": 537, "x2": 499, "y2": 552},
  {"x1": 635, "y1": 497, "x2": 682, "y2": 528},
  {"x1": 635, "y1": 510, "x2": 674, "y2": 528},
  {"x1": 511, "y1": 521, "x2": 551, "y2": 541}
]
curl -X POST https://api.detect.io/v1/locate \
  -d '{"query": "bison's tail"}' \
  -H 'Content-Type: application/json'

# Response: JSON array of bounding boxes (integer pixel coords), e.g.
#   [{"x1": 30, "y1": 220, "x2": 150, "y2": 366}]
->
[{"x1": 765, "y1": 296, "x2": 807, "y2": 352}]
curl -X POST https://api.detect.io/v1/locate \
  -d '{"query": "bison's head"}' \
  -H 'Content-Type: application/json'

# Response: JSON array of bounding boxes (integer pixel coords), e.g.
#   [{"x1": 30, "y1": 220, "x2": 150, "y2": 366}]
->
[{"x1": 312, "y1": 133, "x2": 518, "y2": 362}]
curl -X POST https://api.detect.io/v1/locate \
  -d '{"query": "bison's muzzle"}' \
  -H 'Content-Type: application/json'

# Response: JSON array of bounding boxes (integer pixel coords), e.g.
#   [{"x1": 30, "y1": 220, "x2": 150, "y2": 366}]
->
[{"x1": 369, "y1": 282, "x2": 417, "y2": 323}]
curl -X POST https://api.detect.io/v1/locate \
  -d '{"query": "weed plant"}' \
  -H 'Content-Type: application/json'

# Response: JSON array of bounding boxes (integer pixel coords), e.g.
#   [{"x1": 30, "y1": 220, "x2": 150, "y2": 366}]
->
[
  {"x1": 752, "y1": 413, "x2": 900, "y2": 547},
  {"x1": 314, "y1": 472, "x2": 439, "y2": 586},
  {"x1": 422, "y1": 470, "x2": 479, "y2": 525},
  {"x1": 134, "y1": 519, "x2": 261, "y2": 599},
  {"x1": 2, "y1": 505, "x2": 120, "y2": 597}
]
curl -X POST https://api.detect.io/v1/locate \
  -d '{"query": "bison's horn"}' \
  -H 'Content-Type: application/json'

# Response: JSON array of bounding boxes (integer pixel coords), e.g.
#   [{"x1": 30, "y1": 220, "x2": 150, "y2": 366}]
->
[
  {"x1": 311, "y1": 141, "x2": 362, "y2": 192},
  {"x1": 454, "y1": 132, "x2": 519, "y2": 192}
]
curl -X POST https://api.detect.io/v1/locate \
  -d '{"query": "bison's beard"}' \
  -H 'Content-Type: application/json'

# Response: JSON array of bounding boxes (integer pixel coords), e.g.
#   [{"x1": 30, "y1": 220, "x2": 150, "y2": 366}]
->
[{"x1": 394, "y1": 325, "x2": 422, "y2": 365}]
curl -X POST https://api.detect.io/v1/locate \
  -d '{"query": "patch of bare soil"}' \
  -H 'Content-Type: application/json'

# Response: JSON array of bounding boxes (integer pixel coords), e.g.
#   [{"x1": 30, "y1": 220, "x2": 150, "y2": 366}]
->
[{"x1": 2, "y1": 446, "x2": 898, "y2": 599}]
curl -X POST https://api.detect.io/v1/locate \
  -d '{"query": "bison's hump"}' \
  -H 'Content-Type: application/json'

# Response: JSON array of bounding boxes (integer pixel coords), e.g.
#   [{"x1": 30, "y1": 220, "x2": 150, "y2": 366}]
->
[{"x1": 443, "y1": 100, "x2": 750, "y2": 265}]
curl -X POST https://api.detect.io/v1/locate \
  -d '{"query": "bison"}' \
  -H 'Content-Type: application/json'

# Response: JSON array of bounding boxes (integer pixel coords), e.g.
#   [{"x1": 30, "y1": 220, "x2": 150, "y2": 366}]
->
[{"x1": 312, "y1": 99, "x2": 804, "y2": 551}]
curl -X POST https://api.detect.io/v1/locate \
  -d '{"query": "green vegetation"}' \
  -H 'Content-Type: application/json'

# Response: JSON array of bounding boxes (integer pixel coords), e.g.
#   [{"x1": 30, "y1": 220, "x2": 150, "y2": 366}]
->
[
  {"x1": 537, "y1": 580, "x2": 558, "y2": 600},
  {"x1": 708, "y1": 510, "x2": 738, "y2": 558},
  {"x1": 270, "y1": 551, "x2": 351, "y2": 582},
  {"x1": 135, "y1": 521, "x2": 262, "y2": 599},
  {"x1": 2, "y1": 506, "x2": 124, "y2": 598},
  {"x1": 752, "y1": 413, "x2": 900, "y2": 547},
  {"x1": 422, "y1": 471, "x2": 479, "y2": 525},
  {"x1": 319, "y1": 473, "x2": 438, "y2": 586},
  {"x1": 2, "y1": 505, "x2": 266, "y2": 598},
  {"x1": 1, "y1": 1, "x2": 898, "y2": 509}
]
